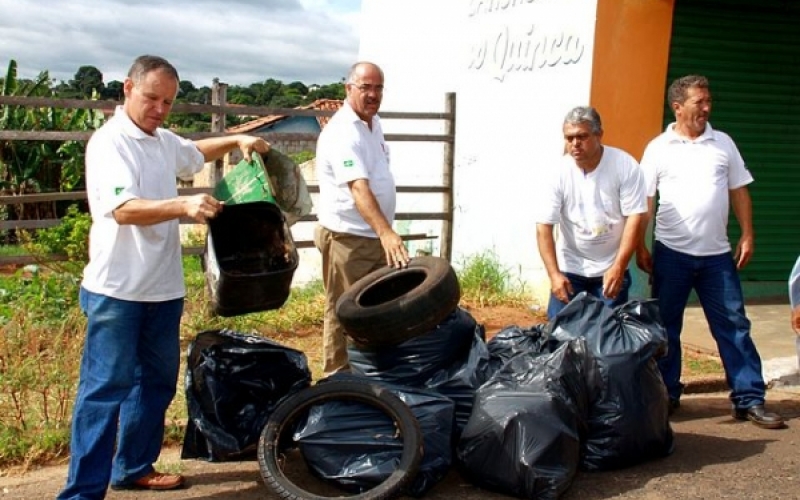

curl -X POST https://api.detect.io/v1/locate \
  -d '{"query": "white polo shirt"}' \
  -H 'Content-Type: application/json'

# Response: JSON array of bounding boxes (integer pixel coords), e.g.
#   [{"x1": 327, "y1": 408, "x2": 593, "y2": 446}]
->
[
  {"x1": 640, "y1": 123, "x2": 753, "y2": 256},
  {"x1": 315, "y1": 102, "x2": 395, "y2": 237},
  {"x1": 81, "y1": 106, "x2": 206, "y2": 301},
  {"x1": 536, "y1": 146, "x2": 647, "y2": 277}
]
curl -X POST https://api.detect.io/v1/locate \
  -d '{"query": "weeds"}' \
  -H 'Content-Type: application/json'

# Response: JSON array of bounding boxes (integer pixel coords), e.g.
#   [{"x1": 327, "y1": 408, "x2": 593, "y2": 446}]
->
[
  {"x1": 456, "y1": 250, "x2": 529, "y2": 307},
  {"x1": 0, "y1": 259, "x2": 327, "y2": 471},
  {"x1": 0, "y1": 283, "x2": 84, "y2": 468},
  {"x1": 684, "y1": 352, "x2": 723, "y2": 374}
]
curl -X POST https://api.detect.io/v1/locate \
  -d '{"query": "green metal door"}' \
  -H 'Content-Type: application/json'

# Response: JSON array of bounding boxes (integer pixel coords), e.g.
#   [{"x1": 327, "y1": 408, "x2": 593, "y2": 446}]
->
[{"x1": 665, "y1": 0, "x2": 800, "y2": 288}]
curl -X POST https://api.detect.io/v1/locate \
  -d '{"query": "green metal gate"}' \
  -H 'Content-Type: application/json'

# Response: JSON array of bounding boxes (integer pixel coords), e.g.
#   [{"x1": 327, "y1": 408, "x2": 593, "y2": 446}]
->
[{"x1": 665, "y1": 0, "x2": 800, "y2": 287}]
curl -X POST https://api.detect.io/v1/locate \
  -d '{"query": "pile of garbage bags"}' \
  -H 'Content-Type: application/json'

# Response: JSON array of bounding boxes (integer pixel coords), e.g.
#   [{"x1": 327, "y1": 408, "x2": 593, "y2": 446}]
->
[
  {"x1": 457, "y1": 294, "x2": 673, "y2": 498},
  {"x1": 183, "y1": 293, "x2": 673, "y2": 499}
]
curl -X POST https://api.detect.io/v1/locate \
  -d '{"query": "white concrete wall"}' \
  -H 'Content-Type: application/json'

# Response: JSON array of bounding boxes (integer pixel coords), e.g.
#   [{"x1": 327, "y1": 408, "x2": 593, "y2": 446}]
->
[{"x1": 359, "y1": 0, "x2": 599, "y2": 307}]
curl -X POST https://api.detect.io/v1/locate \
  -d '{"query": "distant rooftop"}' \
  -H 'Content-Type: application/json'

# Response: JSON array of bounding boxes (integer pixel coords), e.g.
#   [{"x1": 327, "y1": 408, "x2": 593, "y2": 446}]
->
[{"x1": 226, "y1": 99, "x2": 343, "y2": 133}]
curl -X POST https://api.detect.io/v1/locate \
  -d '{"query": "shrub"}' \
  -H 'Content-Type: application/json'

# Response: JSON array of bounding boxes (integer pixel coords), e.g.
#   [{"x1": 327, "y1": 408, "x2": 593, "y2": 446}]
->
[
  {"x1": 289, "y1": 150, "x2": 315, "y2": 165},
  {"x1": 22, "y1": 204, "x2": 91, "y2": 275},
  {"x1": 457, "y1": 250, "x2": 527, "y2": 307}
]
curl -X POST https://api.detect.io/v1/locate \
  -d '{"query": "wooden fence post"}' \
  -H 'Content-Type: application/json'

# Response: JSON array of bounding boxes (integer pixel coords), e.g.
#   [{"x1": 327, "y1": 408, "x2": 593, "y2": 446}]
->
[
  {"x1": 210, "y1": 78, "x2": 228, "y2": 186},
  {"x1": 440, "y1": 92, "x2": 456, "y2": 262}
]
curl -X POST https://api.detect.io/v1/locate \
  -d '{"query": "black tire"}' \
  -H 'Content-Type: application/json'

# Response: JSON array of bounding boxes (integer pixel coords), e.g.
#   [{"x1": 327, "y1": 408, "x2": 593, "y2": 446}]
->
[
  {"x1": 257, "y1": 379, "x2": 423, "y2": 500},
  {"x1": 335, "y1": 256, "x2": 460, "y2": 347}
]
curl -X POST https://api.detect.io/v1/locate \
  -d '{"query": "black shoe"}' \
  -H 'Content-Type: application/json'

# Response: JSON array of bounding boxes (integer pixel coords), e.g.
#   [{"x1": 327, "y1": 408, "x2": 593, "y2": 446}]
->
[
  {"x1": 668, "y1": 399, "x2": 680, "y2": 416},
  {"x1": 733, "y1": 404, "x2": 785, "y2": 429}
]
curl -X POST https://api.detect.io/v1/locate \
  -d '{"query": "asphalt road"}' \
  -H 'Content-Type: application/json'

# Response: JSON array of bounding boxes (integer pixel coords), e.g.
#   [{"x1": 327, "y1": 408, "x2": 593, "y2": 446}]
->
[{"x1": 3, "y1": 389, "x2": 799, "y2": 500}]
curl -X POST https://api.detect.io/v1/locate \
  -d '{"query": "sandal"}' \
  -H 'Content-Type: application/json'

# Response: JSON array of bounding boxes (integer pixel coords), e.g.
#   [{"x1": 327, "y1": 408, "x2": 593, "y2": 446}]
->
[{"x1": 111, "y1": 471, "x2": 185, "y2": 491}]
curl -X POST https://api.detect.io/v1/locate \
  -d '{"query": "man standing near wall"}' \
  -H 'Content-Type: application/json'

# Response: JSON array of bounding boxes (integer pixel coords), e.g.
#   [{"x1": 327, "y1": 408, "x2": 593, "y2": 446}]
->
[
  {"x1": 314, "y1": 61, "x2": 409, "y2": 376},
  {"x1": 637, "y1": 74, "x2": 783, "y2": 429},
  {"x1": 536, "y1": 106, "x2": 647, "y2": 320}
]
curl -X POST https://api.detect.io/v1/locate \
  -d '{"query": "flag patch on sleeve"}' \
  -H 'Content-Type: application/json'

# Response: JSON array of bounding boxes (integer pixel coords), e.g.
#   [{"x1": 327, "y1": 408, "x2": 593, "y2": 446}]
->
[{"x1": 343, "y1": 160, "x2": 354, "y2": 168}]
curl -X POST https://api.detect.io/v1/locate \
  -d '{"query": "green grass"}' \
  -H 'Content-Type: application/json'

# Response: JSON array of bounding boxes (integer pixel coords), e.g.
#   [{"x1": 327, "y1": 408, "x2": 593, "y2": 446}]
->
[
  {"x1": 0, "y1": 244, "x2": 29, "y2": 257},
  {"x1": 683, "y1": 350, "x2": 724, "y2": 376}
]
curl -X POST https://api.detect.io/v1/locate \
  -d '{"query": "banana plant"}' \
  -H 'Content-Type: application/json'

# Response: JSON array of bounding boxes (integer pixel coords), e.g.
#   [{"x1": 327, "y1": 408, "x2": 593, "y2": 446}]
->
[{"x1": 1, "y1": 59, "x2": 104, "y2": 231}]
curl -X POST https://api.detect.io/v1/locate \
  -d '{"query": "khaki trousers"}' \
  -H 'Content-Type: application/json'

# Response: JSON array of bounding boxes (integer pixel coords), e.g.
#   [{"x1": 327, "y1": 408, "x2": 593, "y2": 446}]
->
[{"x1": 314, "y1": 225, "x2": 384, "y2": 376}]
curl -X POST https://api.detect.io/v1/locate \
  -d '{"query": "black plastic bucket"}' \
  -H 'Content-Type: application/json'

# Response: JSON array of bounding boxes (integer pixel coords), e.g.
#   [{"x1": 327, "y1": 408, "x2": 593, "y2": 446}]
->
[{"x1": 203, "y1": 201, "x2": 298, "y2": 316}]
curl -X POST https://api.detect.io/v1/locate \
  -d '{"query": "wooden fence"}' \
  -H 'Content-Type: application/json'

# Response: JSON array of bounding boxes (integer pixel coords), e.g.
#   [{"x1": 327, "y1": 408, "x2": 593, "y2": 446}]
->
[{"x1": 0, "y1": 88, "x2": 456, "y2": 266}]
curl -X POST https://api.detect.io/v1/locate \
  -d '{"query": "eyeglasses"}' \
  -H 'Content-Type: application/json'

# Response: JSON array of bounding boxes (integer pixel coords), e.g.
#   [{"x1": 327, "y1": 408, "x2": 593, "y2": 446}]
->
[{"x1": 349, "y1": 83, "x2": 384, "y2": 94}]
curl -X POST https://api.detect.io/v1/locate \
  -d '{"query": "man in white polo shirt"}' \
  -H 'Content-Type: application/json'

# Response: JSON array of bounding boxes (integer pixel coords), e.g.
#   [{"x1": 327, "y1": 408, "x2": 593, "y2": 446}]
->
[
  {"x1": 536, "y1": 106, "x2": 647, "y2": 320},
  {"x1": 637, "y1": 74, "x2": 783, "y2": 429},
  {"x1": 58, "y1": 55, "x2": 270, "y2": 499},
  {"x1": 314, "y1": 61, "x2": 410, "y2": 376}
]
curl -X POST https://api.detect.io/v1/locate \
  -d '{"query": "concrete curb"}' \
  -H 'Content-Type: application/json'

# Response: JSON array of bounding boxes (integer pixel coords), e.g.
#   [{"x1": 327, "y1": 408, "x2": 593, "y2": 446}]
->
[
  {"x1": 684, "y1": 375, "x2": 729, "y2": 394},
  {"x1": 682, "y1": 342, "x2": 729, "y2": 394},
  {"x1": 680, "y1": 342, "x2": 800, "y2": 394}
]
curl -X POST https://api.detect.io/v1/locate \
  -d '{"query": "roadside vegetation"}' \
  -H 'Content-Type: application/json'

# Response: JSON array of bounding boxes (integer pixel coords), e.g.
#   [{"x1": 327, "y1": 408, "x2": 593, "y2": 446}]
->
[{"x1": 0, "y1": 217, "x2": 540, "y2": 471}]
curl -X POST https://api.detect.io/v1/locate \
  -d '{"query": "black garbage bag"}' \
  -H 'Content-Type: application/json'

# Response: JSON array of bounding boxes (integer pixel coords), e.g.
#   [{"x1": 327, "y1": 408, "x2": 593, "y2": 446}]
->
[
  {"x1": 456, "y1": 340, "x2": 589, "y2": 500},
  {"x1": 427, "y1": 331, "x2": 491, "y2": 435},
  {"x1": 485, "y1": 323, "x2": 552, "y2": 376},
  {"x1": 295, "y1": 374, "x2": 455, "y2": 497},
  {"x1": 349, "y1": 307, "x2": 491, "y2": 436},
  {"x1": 182, "y1": 329, "x2": 312, "y2": 461},
  {"x1": 546, "y1": 293, "x2": 674, "y2": 471},
  {"x1": 348, "y1": 307, "x2": 481, "y2": 386}
]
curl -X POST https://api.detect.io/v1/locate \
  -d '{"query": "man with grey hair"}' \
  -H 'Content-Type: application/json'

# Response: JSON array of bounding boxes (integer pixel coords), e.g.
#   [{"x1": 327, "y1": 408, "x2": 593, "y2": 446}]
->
[
  {"x1": 536, "y1": 105, "x2": 647, "y2": 319},
  {"x1": 314, "y1": 61, "x2": 409, "y2": 376}
]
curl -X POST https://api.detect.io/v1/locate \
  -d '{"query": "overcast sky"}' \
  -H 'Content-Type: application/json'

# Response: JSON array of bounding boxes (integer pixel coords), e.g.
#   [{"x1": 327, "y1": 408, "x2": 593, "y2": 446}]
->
[{"x1": 0, "y1": 0, "x2": 361, "y2": 88}]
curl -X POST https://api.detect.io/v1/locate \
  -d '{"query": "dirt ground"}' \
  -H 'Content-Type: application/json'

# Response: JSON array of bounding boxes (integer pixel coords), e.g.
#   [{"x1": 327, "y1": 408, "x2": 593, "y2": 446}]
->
[{"x1": 5, "y1": 305, "x2": 799, "y2": 499}]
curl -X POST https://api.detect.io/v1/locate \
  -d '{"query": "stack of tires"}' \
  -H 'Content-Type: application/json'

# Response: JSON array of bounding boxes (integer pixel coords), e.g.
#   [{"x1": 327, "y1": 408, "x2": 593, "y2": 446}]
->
[
  {"x1": 257, "y1": 256, "x2": 491, "y2": 500},
  {"x1": 338, "y1": 256, "x2": 490, "y2": 436}
]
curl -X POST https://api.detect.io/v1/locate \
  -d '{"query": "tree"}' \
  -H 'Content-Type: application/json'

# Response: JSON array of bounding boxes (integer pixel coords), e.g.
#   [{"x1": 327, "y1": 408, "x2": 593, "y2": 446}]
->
[
  {"x1": 227, "y1": 84, "x2": 256, "y2": 105},
  {"x1": 305, "y1": 82, "x2": 345, "y2": 102},
  {"x1": 102, "y1": 80, "x2": 123, "y2": 101},
  {"x1": 1, "y1": 59, "x2": 104, "y2": 242},
  {"x1": 252, "y1": 78, "x2": 284, "y2": 105},
  {"x1": 70, "y1": 65, "x2": 104, "y2": 98},
  {"x1": 178, "y1": 80, "x2": 197, "y2": 98},
  {"x1": 270, "y1": 89, "x2": 302, "y2": 108},
  {"x1": 287, "y1": 80, "x2": 308, "y2": 96}
]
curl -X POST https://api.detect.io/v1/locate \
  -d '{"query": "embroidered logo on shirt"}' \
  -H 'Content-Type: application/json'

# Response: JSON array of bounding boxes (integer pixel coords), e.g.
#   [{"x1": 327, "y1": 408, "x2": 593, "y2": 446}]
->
[
  {"x1": 343, "y1": 160, "x2": 354, "y2": 167},
  {"x1": 114, "y1": 187, "x2": 124, "y2": 195}
]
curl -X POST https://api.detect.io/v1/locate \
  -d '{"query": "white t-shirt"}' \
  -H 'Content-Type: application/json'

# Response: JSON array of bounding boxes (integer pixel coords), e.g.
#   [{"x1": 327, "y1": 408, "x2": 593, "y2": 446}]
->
[
  {"x1": 536, "y1": 146, "x2": 647, "y2": 277},
  {"x1": 81, "y1": 106, "x2": 206, "y2": 301},
  {"x1": 315, "y1": 102, "x2": 395, "y2": 237},
  {"x1": 640, "y1": 123, "x2": 753, "y2": 256}
]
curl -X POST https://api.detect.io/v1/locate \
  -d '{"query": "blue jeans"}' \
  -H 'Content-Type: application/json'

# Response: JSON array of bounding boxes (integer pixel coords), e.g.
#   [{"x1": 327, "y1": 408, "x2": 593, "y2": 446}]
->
[
  {"x1": 547, "y1": 270, "x2": 632, "y2": 319},
  {"x1": 652, "y1": 241, "x2": 765, "y2": 408},
  {"x1": 57, "y1": 288, "x2": 184, "y2": 500}
]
